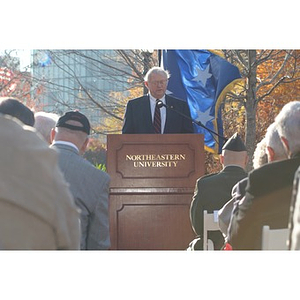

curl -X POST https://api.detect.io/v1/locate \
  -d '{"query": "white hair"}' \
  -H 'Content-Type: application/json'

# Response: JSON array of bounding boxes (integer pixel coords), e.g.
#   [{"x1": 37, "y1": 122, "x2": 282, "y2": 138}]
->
[
  {"x1": 252, "y1": 138, "x2": 267, "y2": 169},
  {"x1": 264, "y1": 122, "x2": 287, "y2": 161},
  {"x1": 144, "y1": 67, "x2": 170, "y2": 82},
  {"x1": 34, "y1": 111, "x2": 60, "y2": 143},
  {"x1": 275, "y1": 101, "x2": 300, "y2": 156}
]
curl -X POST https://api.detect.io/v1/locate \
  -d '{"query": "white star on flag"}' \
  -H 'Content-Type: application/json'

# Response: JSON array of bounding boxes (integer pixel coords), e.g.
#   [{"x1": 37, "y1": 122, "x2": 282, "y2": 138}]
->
[
  {"x1": 192, "y1": 65, "x2": 212, "y2": 86},
  {"x1": 195, "y1": 107, "x2": 214, "y2": 126}
]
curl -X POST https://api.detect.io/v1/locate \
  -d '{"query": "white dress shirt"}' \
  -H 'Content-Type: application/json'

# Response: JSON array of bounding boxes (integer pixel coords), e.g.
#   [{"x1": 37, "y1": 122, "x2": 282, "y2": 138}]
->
[{"x1": 149, "y1": 93, "x2": 166, "y2": 134}]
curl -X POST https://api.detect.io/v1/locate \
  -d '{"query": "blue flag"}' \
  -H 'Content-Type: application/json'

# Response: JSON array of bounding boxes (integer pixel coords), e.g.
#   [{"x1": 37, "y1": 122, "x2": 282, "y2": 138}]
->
[
  {"x1": 161, "y1": 50, "x2": 242, "y2": 153},
  {"x1": 37, "y1": 51, "x2": 52, "y2": 67}
]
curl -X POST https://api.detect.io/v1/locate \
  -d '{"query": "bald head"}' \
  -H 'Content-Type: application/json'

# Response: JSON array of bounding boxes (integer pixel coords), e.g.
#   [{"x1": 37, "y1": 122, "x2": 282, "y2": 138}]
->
[{"x1": 220, "y1": 149, "x2": 248, "y2": 169}]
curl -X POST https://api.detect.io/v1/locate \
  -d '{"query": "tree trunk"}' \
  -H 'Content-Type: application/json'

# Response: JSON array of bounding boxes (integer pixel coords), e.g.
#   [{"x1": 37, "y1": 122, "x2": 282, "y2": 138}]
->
[{"x1": 245, "y1": 50, "x2": 258, "y2": 171}]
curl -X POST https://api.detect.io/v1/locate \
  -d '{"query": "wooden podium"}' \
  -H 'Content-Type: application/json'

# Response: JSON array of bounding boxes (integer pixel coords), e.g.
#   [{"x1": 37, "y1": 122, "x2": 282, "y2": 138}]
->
[{"x1": 107, "y1": 134, "x2": 205, "y2": 250}]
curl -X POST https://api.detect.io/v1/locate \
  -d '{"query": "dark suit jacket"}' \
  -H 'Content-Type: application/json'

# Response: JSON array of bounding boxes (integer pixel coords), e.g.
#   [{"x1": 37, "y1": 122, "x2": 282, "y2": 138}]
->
[
  {"x1": 228, "y1": 154, "x2": 300, "y2": 250},
  {"x1": 122, "y1": 95, "x2": 194, "y2": 134},
  {"x1": 190, "y1": 165, "x2": 247, "y2": 250}
]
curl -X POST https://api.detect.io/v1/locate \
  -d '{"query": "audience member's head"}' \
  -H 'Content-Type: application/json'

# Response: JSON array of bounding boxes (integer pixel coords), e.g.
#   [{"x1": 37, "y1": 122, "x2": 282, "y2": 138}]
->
[
  {"x1": 264, "y1": 122, "x2": 288, "y2": 162},
  {"x1": 0, "y1": 97, "x2": 34, "y2": 126},
  {"x1": 221, "y1": 133, "x2": 248, "y2": 169},
  {"x1": 34, "y1": 111, "x2": 60, "y2": 144},
  {"x1": 51, "y1": 110, "x2": 90, "y2": 154},
  {"x1": 252, "y1": 137, "x2": 268, "y2": 169},
  {"x1": 275, "y1": 101, "x2": 300, "y2": 158}
]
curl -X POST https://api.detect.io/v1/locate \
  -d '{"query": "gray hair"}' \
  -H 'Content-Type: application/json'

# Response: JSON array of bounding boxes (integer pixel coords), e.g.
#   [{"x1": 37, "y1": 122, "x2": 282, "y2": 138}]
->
[
  {"x1": 252, "y1": 138, "x2": 268, "y2": 169},
  {"x1": 144, "y1": 67, "x2": 170, "y2": 82},
  {"x1": 275, "y1": 101, "x2": 300, "y2": 156},
  {"x1": 265, "y1": 122, "x2": 287, "y2": 161},
  {"x1": 34, "y1": 111, "x2": 60, "y2": 143}
]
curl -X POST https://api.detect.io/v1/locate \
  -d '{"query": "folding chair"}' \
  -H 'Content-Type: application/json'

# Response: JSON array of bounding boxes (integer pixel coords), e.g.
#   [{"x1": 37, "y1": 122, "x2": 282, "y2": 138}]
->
[
  {"x1": 261, "y1": 225, "x2": 289, "y2": 250},
  {"x1": 203, "y1": 210, "x2": 220, "y2": 250}
]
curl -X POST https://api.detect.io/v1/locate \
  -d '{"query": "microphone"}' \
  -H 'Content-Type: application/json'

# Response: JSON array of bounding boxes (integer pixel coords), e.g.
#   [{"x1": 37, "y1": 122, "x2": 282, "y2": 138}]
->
[
  {"x1": 156, "y1": 100, "x2": 227, "y2": 144},
  {"x1": 157, "y1": 100, "x2": 174, "y2": 109},
  {"x1": 156, "y1": 100, "x2": 164, "y2": 109}
]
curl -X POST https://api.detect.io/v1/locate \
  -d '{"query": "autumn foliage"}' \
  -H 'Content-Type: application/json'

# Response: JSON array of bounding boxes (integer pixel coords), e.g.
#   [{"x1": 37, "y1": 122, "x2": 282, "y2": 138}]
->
[
  {"x1": 207, "y1": 50, "x2": 300, "y2": 174},
  {"x1": 254, "y1": 50, "x2": 300, "y2": 147},
  {"x1": 0, "y1": 67, "x2": 44, "y2": 111}
]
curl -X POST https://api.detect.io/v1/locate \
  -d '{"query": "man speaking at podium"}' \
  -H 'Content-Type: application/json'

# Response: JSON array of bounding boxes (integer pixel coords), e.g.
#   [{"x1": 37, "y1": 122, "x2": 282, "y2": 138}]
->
[{"x1": 122, "y1": 67, "x2": 194, "y2": 134}]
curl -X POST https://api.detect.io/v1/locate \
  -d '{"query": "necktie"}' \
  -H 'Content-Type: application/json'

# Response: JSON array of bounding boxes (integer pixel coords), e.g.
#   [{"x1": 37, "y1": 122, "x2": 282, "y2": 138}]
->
[{"x1": 153, "y1": 100, "x2": 161, "y2": 134}]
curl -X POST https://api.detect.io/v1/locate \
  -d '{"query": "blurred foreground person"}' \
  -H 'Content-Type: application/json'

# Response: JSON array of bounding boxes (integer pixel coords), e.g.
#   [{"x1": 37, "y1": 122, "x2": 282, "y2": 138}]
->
[
  {"x1": 219, "y1": 122, "x2": 288, "y2": 242},
  {"x1": 0, "y1": 113, "x2": 80, "y2": 250},
  {"x1": 0, "y1": 97, "x2": 34, "y2": 126},
  {"x1": 229, "y1": 101, "x2": 300, "y2": 250},
  {"x1": 51, "y1": 111, "x2": 111, "y2": 250}
]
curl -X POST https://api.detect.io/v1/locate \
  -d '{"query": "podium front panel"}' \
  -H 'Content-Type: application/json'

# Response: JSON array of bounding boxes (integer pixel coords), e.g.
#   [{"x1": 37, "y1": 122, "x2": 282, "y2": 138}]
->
[
  {"x1": 107, "y1": 134, "x2": 205, "y2": 250},
  {"x1": 107, "y1": 134, "x2": 204, "y2": 188},
  {"x1": 109, "y1": 191, "x2": 195, "y2": 250}
]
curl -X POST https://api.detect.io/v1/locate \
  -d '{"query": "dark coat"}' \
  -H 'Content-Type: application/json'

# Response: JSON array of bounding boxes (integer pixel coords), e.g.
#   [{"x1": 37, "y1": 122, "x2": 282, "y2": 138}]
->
[
  {"x1": 228, "y1": 154, "x2": 300, "y2": 250},
  {"x1": 122, "y1": 95, "x2": 194, "y2": 134},
  {"x1": 190, "y1": 165, "x2": 247, "y2": 250},
  {"x1": 218, "y1": 177, "x2": 249, "y2": 237}
]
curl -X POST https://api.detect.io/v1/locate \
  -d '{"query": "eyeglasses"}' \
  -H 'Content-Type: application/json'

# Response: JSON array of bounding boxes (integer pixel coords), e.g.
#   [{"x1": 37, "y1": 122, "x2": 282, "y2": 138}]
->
[{"x1": 149, "y1": 80, "x2": 168, "y2": 86}]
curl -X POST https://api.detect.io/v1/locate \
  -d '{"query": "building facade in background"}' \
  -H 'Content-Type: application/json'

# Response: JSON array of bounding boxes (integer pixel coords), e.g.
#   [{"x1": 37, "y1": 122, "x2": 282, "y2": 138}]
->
[{"x1": 32, "y1": 50, "x2": 132, "y2": 138}]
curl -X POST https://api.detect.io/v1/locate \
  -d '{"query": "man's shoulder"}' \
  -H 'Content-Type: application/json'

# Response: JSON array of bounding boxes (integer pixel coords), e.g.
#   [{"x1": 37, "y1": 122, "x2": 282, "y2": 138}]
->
[
  {"x1": 250, "y1": 159, "x2": 285, "y2": 175},
  {"x1": 197, "y1": 172, "x2": 219, "y2": 184},
  {"x1": 166, "y1": 95, "x2": 186, "y2": 104},
  {"x1": 247, "y1": 158, "x2": 300, "y2": 196},
  {"x1": 53, "y1": 144, "x2": 110, "y2": 181},
  {"x1": 249, "y1": 158, "x2": 298, "y2": 180},
  {"x1": 128, "y1": 95, "x2": 148, "y2": 104},
  {"x1": 197, "y1": 167, "x2": 246, "y2": 188},
  {"x1": 199, "y1": 168, "x2": 235, "y2": 181}
]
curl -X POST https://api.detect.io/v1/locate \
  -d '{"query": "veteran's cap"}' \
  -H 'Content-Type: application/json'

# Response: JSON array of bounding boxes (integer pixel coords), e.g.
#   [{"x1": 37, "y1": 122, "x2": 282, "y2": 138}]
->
[
  {"x1": 222, "y1": 132, "x2": 246, "y2": 152},
  {"x1": 56, "y1": 110, "x2": 90, "y2": 135}
]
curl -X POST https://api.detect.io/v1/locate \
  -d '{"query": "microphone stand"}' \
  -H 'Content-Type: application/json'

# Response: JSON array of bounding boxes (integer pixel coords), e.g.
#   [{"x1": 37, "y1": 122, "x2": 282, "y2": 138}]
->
[{"x1": 156, "y1": 100, "x2": 227, "y2": 144}]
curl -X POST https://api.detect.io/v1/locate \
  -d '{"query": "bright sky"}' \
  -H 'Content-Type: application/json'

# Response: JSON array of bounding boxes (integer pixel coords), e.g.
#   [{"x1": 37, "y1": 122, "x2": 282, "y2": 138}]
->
[
  {"x1": 0, "y1": 49, "x2": 31, "y2": 71},
  {"x1": 14, "y1": 49, "x2": 31, "y2": 71}
]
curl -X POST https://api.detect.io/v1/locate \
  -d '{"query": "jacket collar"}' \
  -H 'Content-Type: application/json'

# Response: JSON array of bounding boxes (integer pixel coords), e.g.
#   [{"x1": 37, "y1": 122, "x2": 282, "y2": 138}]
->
[
  {"x1": 51, "y1": 141, "x2": 79, "y2": 153},
  {"x1": 222, "y1": 165, "x2": 246, "y2": 173}
]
